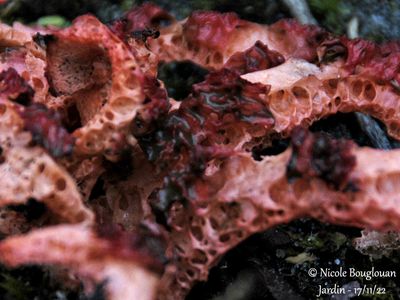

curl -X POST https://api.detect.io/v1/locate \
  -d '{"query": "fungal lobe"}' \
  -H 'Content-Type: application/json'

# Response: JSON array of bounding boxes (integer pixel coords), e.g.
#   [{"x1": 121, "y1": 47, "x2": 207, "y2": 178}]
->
[{"x1": 287, "y1": 126, "x2": 356, "y2": 189}]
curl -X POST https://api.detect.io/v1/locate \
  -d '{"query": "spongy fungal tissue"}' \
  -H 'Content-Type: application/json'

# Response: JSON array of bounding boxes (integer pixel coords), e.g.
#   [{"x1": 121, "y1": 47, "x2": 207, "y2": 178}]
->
[{"x1": 0, "y1": 3, "x2": 400, "y2": 300}]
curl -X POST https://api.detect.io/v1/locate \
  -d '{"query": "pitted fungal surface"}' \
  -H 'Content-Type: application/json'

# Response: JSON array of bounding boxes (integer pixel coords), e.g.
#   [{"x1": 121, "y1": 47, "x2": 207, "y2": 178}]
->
[{"x1": 1, "y1": 4, "x2": 400, "y2": 300}]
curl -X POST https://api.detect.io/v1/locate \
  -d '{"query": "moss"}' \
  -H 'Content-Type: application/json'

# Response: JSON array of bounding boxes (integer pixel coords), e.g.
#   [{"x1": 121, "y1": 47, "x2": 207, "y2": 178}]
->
[
  {"x1": 0, "y1": 272, "x2": 33, "y2": 300},
  {"x1": 37, "y1": 15, "x2": 70, "y2": 27},
  {"x1": 308, "y1": 0, "x2": 350, "y2": 34},
  {"x1": 285, "y1": 252, "x2": 316, "y2": 264},
  {"x1": 0, "y1": 0, "x2": 126, "y2": 24},
  {"x1": 0, "y1": 265, "x2": 82, "y2": 300}
]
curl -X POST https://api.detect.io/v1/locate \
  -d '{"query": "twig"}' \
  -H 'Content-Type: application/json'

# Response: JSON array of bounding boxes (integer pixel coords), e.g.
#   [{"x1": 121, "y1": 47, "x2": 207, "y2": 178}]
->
[
  {"x1": 346, "y1": 16, "x2": 392, "y2": 149},
  {"x1": 281, "y1": 0, "x2": 318, "y2": 25},
  {"x1": 347, "y1": 16, "x2": 359, "y2": 39}
]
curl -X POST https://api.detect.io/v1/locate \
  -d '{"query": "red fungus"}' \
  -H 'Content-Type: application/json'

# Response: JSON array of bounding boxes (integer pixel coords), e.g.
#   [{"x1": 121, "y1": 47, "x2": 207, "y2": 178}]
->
[
  {"x1": 110, "y1": 3, "x2": 173, "y2": 40},
  {"x1": 96, "y1": 223, "x2": 166, "y2": 274},
  {"x1": 183, "y1": 11, "x2": 244, "y2": 52},
  {"x1": 254, "y1": 18, "x2": 327, "y2": 62},
  {"x1": 224, "y1": 41, "x2": 285, "y2": 74},
  {"x1": 20, "y1": 103, "x2": 75, "y2": 157},
  {"x1": 1, "y1": 6, "x2": 400, "y2": 300},
  {"x1": 288, "y1": 126, "x2": 356, "y2": 189},
  {"x1": 0, "y1": 68, "x2": 34, "y2": 104},
  {"x1": 319, "y1": 37, "x2": 400, "y2": 84}
]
